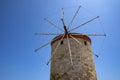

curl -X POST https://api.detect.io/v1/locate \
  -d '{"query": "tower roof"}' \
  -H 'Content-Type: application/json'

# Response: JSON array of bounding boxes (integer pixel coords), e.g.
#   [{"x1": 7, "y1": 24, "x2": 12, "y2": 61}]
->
[{"x1": 51, "y1": 33, "x2": 91, "y2": 45}]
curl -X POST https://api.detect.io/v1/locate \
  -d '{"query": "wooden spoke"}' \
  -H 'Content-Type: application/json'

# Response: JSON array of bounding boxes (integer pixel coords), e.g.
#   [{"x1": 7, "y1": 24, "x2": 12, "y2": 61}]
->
[
  {"x1": 69, "y1": 35, "x2": 82, "y2": 45},
  {"x1": 69, "y1": 16, "x2": 99, "y2": 32},
  {"x1": 72, "y1": 33, "x2": 106, "y2": 36},
  {"x1": 44, "y1": 18, "x2": 64, "y2": 32},
  {"x1": 68, "y1": 6, "x2": 81, "y2": 29},
  {"x1": 83, "y1": 34, "x2": 106, "y2": 36},
  {"x1": 67, "y1": 35, "x2": 73, "y2": 66},
  {"x1": 46, "y1": 34, "x2": 65, "y2": 65},
  {"x1": 35, "y1": 41, "x2": 51, "y2": 52},
  {"x1": 35, "y1": 33, "x2": 61, "y2": 36},
  {"x1": 62, "y1": 8, "x2": 66, "y2": 25}
]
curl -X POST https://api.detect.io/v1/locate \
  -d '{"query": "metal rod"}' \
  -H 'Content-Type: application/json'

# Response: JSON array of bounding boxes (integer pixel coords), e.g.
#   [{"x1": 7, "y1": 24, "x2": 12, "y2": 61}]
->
[
  {"x1": 44, "y1": 18, "x2": 64, "y2": 32},
  {"x1": 67, "y1": 35, "x2": 73, "y2": 66},
  {"x1": 69, "y1": 16, "x2": 100, "y2": 32},
  {"x1": 46, "y1": 34, "x2": 65, "y2": 65},
  {"x1": 68, "y1": 6, "x2": 81, "y2": 29}
]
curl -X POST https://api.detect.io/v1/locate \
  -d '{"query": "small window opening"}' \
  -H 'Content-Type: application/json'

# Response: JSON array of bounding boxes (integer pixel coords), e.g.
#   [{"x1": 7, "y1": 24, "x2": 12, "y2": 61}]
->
[
  {"x1": 60, "y1": 40, "x2": 63, "y2": 45},
  {"x1": 84, "y1": 41, "x2": 87, "y2": 46}
]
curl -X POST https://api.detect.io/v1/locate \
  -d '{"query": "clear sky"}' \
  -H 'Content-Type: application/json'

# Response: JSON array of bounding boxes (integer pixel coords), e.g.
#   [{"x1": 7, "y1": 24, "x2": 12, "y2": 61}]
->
[{"x1": 0, "y1": 0, "x2": 120, "y2": 80}]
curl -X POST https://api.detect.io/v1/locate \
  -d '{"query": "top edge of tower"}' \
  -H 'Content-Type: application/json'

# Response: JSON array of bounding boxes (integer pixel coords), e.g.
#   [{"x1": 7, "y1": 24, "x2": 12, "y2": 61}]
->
[{"x1": 51, "y1": 33, "x2": 91, "y2": 45}]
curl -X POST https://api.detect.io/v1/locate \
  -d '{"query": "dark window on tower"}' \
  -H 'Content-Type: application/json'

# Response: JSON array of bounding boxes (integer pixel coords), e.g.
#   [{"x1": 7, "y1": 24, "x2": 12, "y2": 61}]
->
[
  {"x1": 84, "y1": 41, "x2": 87, "y2": 46},
  {"x1": 60, "y1": 40, "x2": 63, "y2": 45}
]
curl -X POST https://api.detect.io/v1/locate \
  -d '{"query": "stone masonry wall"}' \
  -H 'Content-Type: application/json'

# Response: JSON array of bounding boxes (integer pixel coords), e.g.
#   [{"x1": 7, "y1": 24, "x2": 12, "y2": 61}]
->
[{"x1": 50, "y1": 37, "x2": 97, "y2": 80}]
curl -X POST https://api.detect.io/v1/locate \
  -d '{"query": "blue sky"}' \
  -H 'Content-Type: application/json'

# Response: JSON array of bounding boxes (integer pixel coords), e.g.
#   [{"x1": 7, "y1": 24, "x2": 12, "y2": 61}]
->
[{"x1": 0, "y1": 0, "x2": 120, "y2": 80}]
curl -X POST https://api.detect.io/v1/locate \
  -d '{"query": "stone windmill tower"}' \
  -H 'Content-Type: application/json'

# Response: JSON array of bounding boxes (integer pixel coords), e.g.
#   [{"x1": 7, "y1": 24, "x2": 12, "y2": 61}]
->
[{"x1": 35, "y1": 6, "x2": 106, "y2": 80}]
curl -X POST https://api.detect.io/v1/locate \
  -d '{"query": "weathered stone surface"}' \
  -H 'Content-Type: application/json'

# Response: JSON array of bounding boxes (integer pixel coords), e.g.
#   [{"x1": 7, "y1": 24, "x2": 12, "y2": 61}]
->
[{"x1": 50, "y1": 36, "x2": 97, "y2": 80}]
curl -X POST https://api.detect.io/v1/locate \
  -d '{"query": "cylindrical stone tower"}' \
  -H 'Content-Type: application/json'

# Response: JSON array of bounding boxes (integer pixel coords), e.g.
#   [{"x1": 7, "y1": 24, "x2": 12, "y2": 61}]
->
[{"x1": 50, "y1": 33, "x2": 97, "y2": 80}]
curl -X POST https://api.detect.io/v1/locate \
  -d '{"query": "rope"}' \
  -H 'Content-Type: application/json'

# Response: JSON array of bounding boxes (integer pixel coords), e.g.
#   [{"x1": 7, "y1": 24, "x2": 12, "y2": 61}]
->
[{"x1": 96, "y1": 18, "x2": 106, "y2": 58}]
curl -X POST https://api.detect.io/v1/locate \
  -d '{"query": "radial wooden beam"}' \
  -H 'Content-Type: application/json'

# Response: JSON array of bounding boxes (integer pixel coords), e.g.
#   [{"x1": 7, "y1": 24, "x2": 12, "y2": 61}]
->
[
  {"x1": 84, "y1": 34, "x2": 106, "y2": 36},
  {"x1": 68, "y1": 6, "x2": 81, "y2": 29},
  {"x1": 46, "y1": 34, "x2": 65, "y2": 65},
  {"x1": 44, "y1": 18, "x2": 64, "y2": 32},
  {"x1": 35, "y1": 33, "x2": 61, "y2": 36},
  {"x1": 67, "y1": 35, "x2": 73, "y2": 66},
  {"x1": 69, "y1": 35, "x2": 82, "y2": 45},
  {"x1": 62, "y1": 8, "x2": 66, "y2": 25},
  {"x1": 73, "y1": 33, "x2": 106, "y2": 36},
  {"x1": 35, "y1": 41, "x2": 51, "y2": 52},
  {"x1": 69, "y1": 16, "x2": 100, "y2": 32},
  {"x1": 35, "y1": 34, "x2": 63, "y2": 52}
]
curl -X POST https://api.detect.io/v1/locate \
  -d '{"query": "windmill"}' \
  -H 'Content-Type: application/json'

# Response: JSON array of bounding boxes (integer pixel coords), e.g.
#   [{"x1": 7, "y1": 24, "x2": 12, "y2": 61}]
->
[{"x1": 35, "y1": 6, "x2": 106, "y2": 80}]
